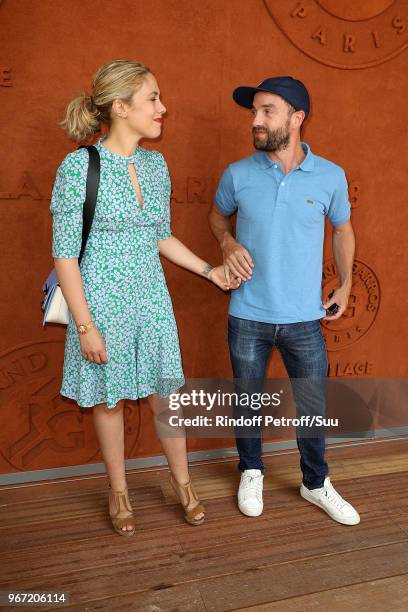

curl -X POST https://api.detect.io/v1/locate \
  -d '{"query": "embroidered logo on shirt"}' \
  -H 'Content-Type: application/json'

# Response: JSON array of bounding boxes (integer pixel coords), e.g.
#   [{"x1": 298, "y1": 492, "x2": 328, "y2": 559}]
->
[{"x1": 306, "y1": 199, "x2": 314, "y2": 204}]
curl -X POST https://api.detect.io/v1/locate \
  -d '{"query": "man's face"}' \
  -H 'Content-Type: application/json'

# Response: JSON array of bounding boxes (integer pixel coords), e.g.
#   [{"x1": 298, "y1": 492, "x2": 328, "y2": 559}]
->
[{"x1": 251, "y1": 92, "x2": 294, "y2": 152}]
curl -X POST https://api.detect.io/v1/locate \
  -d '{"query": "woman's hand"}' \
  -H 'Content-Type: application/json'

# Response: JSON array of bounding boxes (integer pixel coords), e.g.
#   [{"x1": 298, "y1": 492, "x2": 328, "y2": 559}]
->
[
  {"x1": 208, "y1": 265, "x2": 242, "y2": 291},
  {"x1": 79, "y1": 327, "x2": 108, "y2": 364}
]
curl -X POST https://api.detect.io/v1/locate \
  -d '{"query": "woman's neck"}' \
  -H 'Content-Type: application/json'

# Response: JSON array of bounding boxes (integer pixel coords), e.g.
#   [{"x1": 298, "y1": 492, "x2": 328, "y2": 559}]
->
[{"x1": 102, "y1": 132, "x2": 141, "y2": 157}]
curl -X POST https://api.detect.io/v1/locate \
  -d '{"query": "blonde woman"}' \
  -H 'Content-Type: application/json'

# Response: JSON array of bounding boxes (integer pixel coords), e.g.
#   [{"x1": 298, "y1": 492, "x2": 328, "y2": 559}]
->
[{"x1": 50, "y1": 60, "x2": 237, "y2": 536}]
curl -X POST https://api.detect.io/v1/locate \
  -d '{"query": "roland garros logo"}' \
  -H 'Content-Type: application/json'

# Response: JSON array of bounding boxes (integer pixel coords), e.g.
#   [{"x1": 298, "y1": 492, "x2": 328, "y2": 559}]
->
[
  {"x1": 0, "y1": 340, "x2": 142, "y2": 471},
  {"x1": 264, "y1": 0, "x2": 408, "y2": 69},
  {"x1": 321, "y1": 259, "x2": 380, "y2": 351}
]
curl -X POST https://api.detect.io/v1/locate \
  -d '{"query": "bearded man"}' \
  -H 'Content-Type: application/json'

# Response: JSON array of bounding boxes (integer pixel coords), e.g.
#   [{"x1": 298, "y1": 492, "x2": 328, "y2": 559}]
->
[{"x1": 209, "y1": 76, "x2": 360, "y2": 525}]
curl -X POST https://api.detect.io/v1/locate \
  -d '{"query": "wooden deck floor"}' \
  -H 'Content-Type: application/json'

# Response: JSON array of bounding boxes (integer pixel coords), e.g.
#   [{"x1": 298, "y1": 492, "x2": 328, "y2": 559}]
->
[{"x1": 1, "y1": 440, "x2": 408, "y2": 611}]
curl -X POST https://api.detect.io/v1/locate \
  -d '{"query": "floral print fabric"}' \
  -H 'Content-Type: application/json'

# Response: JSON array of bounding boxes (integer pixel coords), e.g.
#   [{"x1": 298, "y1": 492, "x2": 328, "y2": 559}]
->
[{"x1": 50, "y1": 135, "x2": 185, "y2": 408}]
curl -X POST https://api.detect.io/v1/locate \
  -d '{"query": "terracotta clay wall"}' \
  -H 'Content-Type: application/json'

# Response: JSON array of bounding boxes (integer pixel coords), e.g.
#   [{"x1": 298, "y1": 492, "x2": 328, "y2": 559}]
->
[{"x1": 0, "y1": 0, "x2": 407, "y2": 477}]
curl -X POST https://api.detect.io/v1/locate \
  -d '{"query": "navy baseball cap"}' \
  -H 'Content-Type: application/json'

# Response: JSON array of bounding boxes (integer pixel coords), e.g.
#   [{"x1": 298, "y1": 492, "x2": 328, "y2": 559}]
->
[{"x1": 233, "y1": 76, "x2": 310, "y2": 117}]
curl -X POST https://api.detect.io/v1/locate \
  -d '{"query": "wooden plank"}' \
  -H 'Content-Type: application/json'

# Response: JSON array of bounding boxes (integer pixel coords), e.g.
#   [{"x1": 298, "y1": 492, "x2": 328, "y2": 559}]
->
[
  {"x1": 48, "y1": 582, "x2": 207, "y2": 612},
  {"x1": 1, "y1": 470, "x2": 406, "y2": 559},
  {"x1": 2, "y1": 510, "x2": 406, "y2": 599},
  {"x1": 0, "y1": 441, "x2": 407, "y2": 609},
  {"x1": 0, "y1": 502, "x2": 189, "y2": 552},
  {"x1": 0, "y1": 476, "x2": 372, "y2": 552},
  {"x1": 0, "y1": 484, "x2": 167, "y2": 526},
  {"x1": 0, "y1": 508, "x2": 385, "y2": 585},
  {"x1": 4, "y1": 537, "x2": 408, "y2": 608},
  {"x1": 234, "y1": 574, "x2": 408, "y2": 612},
  {"x1": 198, "y1": 542, "x2": 408, "y2": 611},
  {"x1": 0, "y1": 531, "x2": 182, "y2": 584}
]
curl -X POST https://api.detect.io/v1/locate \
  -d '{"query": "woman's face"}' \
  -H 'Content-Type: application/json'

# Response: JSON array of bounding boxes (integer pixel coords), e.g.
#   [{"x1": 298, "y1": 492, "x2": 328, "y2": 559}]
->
[{"x1": 124, "y1": 72, "x2": 166, "y2": 139}]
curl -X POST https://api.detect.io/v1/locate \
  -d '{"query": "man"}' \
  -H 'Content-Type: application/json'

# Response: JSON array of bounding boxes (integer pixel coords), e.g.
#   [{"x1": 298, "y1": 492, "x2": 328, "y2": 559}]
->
[{"x1": 209, "y1": 76, "x2": 360, "y2": 525}]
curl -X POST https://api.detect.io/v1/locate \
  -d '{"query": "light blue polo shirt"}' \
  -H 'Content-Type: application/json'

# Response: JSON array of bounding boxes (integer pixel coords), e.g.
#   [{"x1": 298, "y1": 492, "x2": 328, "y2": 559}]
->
[{"x1": 215, "y1": 142, "x2": 351, "y2": 323}]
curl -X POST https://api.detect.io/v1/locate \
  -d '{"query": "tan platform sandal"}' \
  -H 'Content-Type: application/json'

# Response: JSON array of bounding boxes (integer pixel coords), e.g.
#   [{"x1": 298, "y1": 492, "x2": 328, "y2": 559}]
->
[
  {"x1": 169, "y1": 473, "x2": 205, "y2": 526},
  {"x1": 108, "y1": 485, "x2": 136, "y2": 537}
]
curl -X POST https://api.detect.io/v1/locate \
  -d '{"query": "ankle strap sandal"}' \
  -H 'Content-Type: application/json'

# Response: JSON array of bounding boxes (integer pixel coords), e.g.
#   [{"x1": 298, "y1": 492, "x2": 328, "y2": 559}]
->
[
  {"x1": 108, "y1": 485, "x2": 136, "y2": 537},
  {"x1": 169, "y1": 473, "x2": 205, "y2": 526}
]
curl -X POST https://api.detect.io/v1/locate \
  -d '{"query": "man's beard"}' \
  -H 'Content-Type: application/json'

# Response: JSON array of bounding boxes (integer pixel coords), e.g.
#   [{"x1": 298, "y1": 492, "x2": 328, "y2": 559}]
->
[{"x1": 252, "y1": 121, "x2": 290, "y2": 152}]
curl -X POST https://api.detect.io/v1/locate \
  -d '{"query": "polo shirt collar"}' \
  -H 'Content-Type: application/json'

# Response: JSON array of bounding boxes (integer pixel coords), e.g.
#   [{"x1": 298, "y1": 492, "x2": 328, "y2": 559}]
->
[
  {"x1": 298, "y1": 142, "x2": 314, "y2": 172},
  {"x1": 254, "y1": 141, "x2": 315, "y2": 172}
]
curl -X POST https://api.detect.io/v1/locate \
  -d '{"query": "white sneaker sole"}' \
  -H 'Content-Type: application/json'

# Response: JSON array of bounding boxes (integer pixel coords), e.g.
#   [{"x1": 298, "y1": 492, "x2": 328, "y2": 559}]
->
[
  {"x1": 238, "y1": 502, "x2": 263, "y2": 517},
  {"x1": 300, "y1": 486, "x2": 360, "y2": 526}
]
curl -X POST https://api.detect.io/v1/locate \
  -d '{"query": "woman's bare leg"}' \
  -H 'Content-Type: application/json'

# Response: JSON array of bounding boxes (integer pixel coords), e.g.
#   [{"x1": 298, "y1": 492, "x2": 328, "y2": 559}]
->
[
  {"x1": 92, "y1": 400, "x2": 134, "y2": 532},
  {"x1": 148, "y1": 394, "x2": 204, "y2": 520}
]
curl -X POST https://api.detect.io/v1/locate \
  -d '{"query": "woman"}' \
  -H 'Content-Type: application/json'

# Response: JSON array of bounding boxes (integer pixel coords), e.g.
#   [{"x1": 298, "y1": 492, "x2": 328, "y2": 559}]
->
[{"x1": 51, "y1": 59, "x2": 238, "y2": 536}]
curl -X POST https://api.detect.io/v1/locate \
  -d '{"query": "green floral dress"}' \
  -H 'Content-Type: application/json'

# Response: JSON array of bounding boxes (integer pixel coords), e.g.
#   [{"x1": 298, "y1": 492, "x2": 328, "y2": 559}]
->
[{"x1": 50, "y1": 135, "x2": 185, "y2": 408}]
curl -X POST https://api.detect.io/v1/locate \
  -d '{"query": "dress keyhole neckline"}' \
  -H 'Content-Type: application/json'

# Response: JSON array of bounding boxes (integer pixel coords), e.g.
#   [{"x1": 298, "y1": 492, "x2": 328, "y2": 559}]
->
[{"x1": 127, "y1": 162, "x2": 144, "y2": 210}]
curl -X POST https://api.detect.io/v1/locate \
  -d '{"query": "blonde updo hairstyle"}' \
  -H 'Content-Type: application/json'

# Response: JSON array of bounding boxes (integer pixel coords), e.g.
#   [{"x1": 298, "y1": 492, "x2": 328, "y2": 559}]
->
[{"x1": 60, "y1": 60, "x2": 151, "y2": 143}]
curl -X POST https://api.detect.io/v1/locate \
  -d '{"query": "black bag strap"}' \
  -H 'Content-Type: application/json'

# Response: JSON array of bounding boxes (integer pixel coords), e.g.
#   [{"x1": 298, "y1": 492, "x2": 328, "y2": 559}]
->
[{"x1": 77, "y1": 145, "x2": 100, "y2": 265}]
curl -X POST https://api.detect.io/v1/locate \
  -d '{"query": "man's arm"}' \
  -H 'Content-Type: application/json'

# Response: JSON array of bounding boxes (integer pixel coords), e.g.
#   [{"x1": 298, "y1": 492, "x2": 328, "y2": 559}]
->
[
  {"x1": 208, "y1": 205, "x2": 253, "y2": 282},
  {"x1": 323, "y1": 220, "x2": 355, "y2": 321}
]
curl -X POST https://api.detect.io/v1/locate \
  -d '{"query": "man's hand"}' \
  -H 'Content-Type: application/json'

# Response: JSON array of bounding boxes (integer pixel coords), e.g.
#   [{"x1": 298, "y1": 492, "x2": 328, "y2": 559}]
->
[
  {"x1": 322, "y1": 284, "x2": 351, "y2": 321},
  {"x1": 222, "y1": 234, "x2": 254, "y2": 284}
]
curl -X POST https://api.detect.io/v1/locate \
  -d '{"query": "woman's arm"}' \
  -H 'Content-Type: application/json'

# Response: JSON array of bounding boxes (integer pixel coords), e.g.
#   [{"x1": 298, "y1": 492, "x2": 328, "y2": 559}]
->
[
  {"x1": 157, "y1": 155, "x2": 240, "y2": 290},
  {"x1": 50, "y1": 151, "x2": 107, "y2": 363},
  {"x1": 54, "y1": 259, "x2": 108, "y2": 364},
  {"x1": 158, "y1": 235, "x2": 240, "y2": 290}
]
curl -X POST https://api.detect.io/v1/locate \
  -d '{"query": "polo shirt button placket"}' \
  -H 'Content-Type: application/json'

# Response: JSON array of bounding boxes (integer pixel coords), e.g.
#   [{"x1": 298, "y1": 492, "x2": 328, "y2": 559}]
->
[{"x1": 278, "y1": 177, "x2": 288, "y2": 206}]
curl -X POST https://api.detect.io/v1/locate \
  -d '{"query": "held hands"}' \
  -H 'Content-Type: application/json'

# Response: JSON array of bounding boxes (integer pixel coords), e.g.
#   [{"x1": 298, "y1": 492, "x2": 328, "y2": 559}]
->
[
  {"x1": 221, "y1": 236, "x2": 254, "y2": 284},
  {"x1": 322, "y1": 285, "x2": 351, "y2": 321},
  {"x1": 207, "y1": 265, "x2": 242, "y2": 291},
  {"x1": 79, "y1": 327, "x2": 108, "y2": 364}
]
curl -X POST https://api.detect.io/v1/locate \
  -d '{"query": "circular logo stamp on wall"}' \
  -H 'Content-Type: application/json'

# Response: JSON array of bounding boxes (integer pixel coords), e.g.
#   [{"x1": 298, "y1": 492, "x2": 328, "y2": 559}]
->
[
  {"x1": 0, "y1": 340, "x2": 142, "y2": 472},
  {"x1": 321, "y1": 259, "x2": 380, "y2": 351},
  {"x1": 263, "y1": 0, "x2": 408, "y2": 69}
]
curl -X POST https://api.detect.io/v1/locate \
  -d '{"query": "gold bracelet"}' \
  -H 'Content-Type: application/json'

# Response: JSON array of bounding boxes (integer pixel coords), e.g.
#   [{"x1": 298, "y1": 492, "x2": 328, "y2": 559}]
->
[{"x1": 77, "y1": 320, "x2": 94, "y2": 335}]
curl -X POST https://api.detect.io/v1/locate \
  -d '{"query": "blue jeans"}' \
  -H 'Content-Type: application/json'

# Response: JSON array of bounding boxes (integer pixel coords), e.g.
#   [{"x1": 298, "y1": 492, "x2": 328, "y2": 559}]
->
[{"x1": 227, "y1": 315, "x2": 329, "y2": 489}]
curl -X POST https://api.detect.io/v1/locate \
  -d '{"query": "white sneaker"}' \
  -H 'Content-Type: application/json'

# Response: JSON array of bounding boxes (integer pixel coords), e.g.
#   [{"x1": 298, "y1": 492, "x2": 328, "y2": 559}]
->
[
  {"x1": 300, "y1": 476, "x2": 360, "y2": 525},
  {"x1": 238, "y1": 469, "x2": 264, "y2": 517}
]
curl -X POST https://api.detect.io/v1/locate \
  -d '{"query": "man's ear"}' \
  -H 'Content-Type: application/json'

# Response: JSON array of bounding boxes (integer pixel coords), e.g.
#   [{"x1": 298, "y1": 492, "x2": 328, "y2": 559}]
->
[{"x1": 293, "y1": 110, "x2": 305, "y2": 129}]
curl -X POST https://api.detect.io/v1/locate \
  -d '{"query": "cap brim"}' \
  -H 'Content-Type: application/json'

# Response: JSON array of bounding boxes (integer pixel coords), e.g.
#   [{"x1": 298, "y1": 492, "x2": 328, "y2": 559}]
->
[{"x1": 233, "y1": 86, "x2": 267, "y2": 109}]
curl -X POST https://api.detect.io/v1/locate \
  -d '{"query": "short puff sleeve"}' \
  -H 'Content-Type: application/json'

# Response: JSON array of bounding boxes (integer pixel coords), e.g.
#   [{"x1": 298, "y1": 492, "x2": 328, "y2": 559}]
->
[{"x1": 50, "y1": 149, "x2": 88, "y2": 258}]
